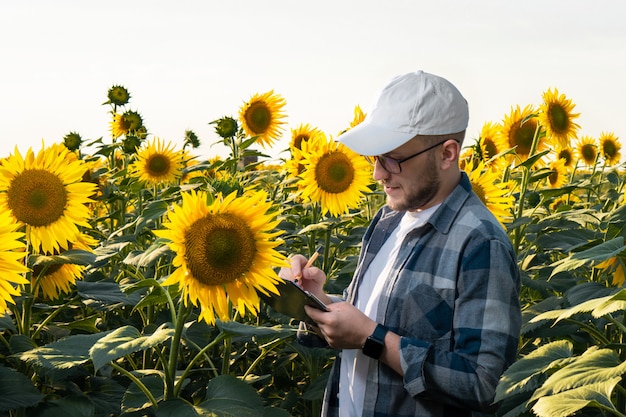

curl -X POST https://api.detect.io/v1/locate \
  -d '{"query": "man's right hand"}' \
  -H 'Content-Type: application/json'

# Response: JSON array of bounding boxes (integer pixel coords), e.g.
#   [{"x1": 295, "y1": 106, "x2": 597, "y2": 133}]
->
[{"x1": 279, "y1": 254, "x2": 330, "y2": 304}]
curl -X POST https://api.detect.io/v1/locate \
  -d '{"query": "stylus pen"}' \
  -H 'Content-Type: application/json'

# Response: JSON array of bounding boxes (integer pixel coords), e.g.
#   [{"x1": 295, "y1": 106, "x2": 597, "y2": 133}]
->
[{"x1": 294, "y1": 247, "x2": 321, "y2": 283}]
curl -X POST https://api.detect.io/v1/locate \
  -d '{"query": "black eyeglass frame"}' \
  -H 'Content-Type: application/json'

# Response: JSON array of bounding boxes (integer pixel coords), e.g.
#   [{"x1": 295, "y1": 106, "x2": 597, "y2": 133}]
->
[{"x1": 367, "y1": 139, "x2": 459, "y2": 174}]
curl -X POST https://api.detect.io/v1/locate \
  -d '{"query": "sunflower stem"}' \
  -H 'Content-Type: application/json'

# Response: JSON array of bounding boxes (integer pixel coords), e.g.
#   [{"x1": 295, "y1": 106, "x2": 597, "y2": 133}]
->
[
  {"x1": 309, "y1": 202, "x2": 321, "y2": 254},
  {"x1": 21, "y1": 295, "x2": 33, "y2": 339},
  {"x1": 0, "y1": 333, "x2": 10, "y2": 350},
  {"x1": 222, "y1": 332, "x2": 232, "y2": 375},
  {"x1": 512, "y1": 122, "x2": 542, "y2": 253},
  {"x1": 585, "y1": 151, "x2": 601, "y2": 203},
  {"x1": 242, "y1": 337, "x2": 284, "y2": 381},
  {"x1": 165, "y1": 300, "x2": 190, "y2": 400},
  {"x1": 618, "y1": 313, "x2": 626, "y2": 411},
  {"x1": 31, "y1": 296, "x2": 78, "y2": 340},
  {"x1": 174, "y1": 331, "x2": 227, "y2": 397},
  {"x1": 110, "y1": 362, "x2": 159, "y2": 409},
  {"x1": 323, "y1": 227, "x2": 332, "y2": 276}
]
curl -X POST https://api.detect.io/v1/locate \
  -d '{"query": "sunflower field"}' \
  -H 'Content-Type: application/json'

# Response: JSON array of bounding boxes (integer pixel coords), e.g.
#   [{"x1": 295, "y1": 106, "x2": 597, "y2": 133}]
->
[{"x1": 1, "y1": 84, "x2": 626, "y2": 417}]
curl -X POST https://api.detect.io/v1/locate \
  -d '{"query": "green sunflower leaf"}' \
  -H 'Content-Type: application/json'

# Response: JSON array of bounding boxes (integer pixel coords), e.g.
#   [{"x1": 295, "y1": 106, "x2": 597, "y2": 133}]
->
[
  {"x1": 135, "y1": 200, "x2": 169, "y2": 233},
  {"x1": 27, "y1": 395, "x2": 95, "y2": 417},
  {"x1": 532, "y1": 378, "x2": 621, "y2": 417},
  {"x1": 517, "y1": 149, "x2": 551, "y2": 172},
  {"x1": 530, "y1": 347, "x2": 626, "y2": 401},
  {"x1": 534, "y1": 228, "x2": 598, "y2": 252},
  {"x1": 0, "y1": 364, "x2": 44, "y2": 411},
  {"x1": 29, "y1": 249, "x2": 97, "y2": 268},
  {"x1": 123, "y1": 243, "x2": 170, "y2": 267},
  {"x1": 550, "y1": 237, "x2": 625, "y2": 277},
  {"x1": 90, "y1": 324, "x2": 174, "y2": 372},
  {"x1": 76, "y1": 280, "x2": 144, "y2": 311},
  {"x1": 530, "y1": 289, "x2": 626, "y2": 324},
  {"x1": 154, "y1": 398, "x2": 201, "y2": 417},
  {"x1": 495, "y1": 340, "x2": 573, "y2": 402},
  {"x1": 216, "y1": 320, "x2": 295, "y2": 340},
  {"x1": 197, "y1": 375, "x2": 263, "y2": 415},
  {"x1": 122, "y1": 375, "x2": 164, "y2": 413},
  {"x1": 0, "y1": 313, "x2": 17, "y2": 332},
  {"x1": 20, "y1": 332, "x2": 109, "y2": 369}
]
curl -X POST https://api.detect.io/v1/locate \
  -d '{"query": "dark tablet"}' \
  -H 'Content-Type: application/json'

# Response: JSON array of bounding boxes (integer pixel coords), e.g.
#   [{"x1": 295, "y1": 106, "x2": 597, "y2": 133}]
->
[{"x1": 259, "y1": 279, "x2": 329, "y2": 322}]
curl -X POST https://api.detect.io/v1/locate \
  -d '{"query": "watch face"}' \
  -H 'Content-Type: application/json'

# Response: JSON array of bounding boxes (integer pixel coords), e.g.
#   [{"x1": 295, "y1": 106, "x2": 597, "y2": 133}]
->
[
  {"x1": 363, "y1": 335, "x2": 384, "y2": 359},
  {"x1": 362, "y1": 324, "x2": 388, "y2": 359}
]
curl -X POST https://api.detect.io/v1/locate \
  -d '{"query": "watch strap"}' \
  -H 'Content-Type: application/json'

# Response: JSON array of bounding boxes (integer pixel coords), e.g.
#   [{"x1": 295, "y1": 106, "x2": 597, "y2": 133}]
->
[{"x1": 370, "y1": 323, "x2": 388, "y2": 343}]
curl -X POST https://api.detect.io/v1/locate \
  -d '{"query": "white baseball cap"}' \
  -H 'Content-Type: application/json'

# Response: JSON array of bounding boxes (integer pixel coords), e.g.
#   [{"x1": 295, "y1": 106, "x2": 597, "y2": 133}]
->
[{"x1": 337, "y1": 70, "x2": 469, "y2": 156}]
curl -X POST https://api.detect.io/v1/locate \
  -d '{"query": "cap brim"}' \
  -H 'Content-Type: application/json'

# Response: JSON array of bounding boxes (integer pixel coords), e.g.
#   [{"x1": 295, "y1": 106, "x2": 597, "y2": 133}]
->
[{"x1": 336, "y1": 121, "x2": 415, "y2": 156}]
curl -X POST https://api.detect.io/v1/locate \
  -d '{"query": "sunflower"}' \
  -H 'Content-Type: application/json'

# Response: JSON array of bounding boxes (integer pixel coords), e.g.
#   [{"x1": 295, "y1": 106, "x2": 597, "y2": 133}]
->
[
  {"x1": 285, "y1": 128, "x2": 327, "y2": 184},
  {"x1": 554, "y1": 145, "x2": 576, "y2": 170},
  {"x1": 298, "y1": 136, "x2": 372, "y2": 217},
  {"x1": 348, "y1": 105, "x2": 366, "y2": 128},
  {"x1": 0, "y1": 209, "x2": 29, "y2": 312},
  {"x1": 285, "y1": 142, "x2": 306, "y2": 181},
  {"x1": 594, "y1": 257, "x2": 626, "y2": 286},
  {"x1": 239, "y1": 90, "x2": 286, "y2": 148},
  {"x1": 538, "y1": 88, "x2": 580, "y2": 148},
  {"x1": 549, "y1": 194, "x2": 580, "y2": 212},
  {"x1": 106, "y1": 85, "x2": 131, "y2": 106},
  {"x1": 180, "y1": 151, "x2": 205, "y2": 184},
  {"x1": 211, "y1": 116, "x2": 239, "y2": 139},
  {"x1": 110, "y1": 110, "x2": 144, "y2": 138},
  {"x1": 63, "y1": 132, "x2": 83, "y2": 151},
  {"x1": 338, "y1": 105, "x2": 367, "y2": 136},
  {"x1": 110, "y1": 113, "x2": 129, "y2": 138},
  {"x1": 576, "y1": 136, "x2": 598, "y2": 167},
  {"x1": 478, "y1": 122, "x2": 501, "y2": 160},
  {"x1": 546, "y1": 158, "x2": 568, "y2": 188},
  {"x1": 33, "y1": 232, "x2": 97, "y2": 300},
  {"x1": 465, "y1": 160, "x2": 515, "y2": 225},
  {"x1": 184, "y1": 130, "x2": 201, "y2": 149},
  {"x1": 478, "y1": 121, "x2": 511, "y2": 170},
  {"x1": 0, "y1": 143, "x2": 95, "y2": 255},
  {"x1": 498, "y1": 105, "x2": 545, "y2": 164},
  {"x1": 290, "y1": 123, "x2": 324, "y2": 151},
  {"x1": 128, "y1": 138, "x2": 185, "y2": 186},
  {"x1": 458, "y1": 147, "x2": 478, "y2": 172},
  {"x1": 599, "y1": 131, "x2": 621, "y2": 166},
  {"x1": 154, "y1": 189, "x2": 288, "y2": 324}
]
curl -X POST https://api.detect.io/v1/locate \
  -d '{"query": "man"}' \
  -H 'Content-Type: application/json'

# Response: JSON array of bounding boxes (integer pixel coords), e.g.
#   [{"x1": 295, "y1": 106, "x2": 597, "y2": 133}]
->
[{"x1": 281, "y1": 70, "x2": 521, "y2": 416}]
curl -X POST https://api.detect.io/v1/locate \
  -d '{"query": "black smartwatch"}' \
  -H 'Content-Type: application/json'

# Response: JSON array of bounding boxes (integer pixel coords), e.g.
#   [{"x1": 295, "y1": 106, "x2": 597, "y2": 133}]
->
[{"x1": 362, "y1": 323, "x2": 388, "y2": 360}]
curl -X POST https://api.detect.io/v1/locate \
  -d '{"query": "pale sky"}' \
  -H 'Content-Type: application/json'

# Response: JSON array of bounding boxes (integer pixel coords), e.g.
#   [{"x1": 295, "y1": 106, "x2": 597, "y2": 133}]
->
[{"x1": 1, "y1": 0, "x2": 625, "y2": 162}]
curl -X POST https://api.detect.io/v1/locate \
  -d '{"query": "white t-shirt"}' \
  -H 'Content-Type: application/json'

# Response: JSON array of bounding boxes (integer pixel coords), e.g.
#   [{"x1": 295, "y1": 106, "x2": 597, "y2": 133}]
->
[{"x1": 338, "y1": 207, "x2": 438, "y2": 417}]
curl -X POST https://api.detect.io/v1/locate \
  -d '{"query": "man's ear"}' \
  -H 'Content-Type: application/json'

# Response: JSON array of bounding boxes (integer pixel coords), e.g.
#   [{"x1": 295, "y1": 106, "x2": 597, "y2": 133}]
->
[{"x1": 440, "y1": 139, "x2": 460, "y2": 169}]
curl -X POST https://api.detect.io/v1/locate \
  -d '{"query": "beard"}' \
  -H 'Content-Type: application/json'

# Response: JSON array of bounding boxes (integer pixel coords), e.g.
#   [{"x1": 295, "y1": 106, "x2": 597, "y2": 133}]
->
[{"x1": 386, "y1": 155, "x2": 440, "y2": 211}]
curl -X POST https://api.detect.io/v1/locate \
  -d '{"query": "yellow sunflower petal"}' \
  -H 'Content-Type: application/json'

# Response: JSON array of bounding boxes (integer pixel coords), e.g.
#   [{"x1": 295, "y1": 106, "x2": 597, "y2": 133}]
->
[
  {"x1": 33, "y1": 231, "x2": 95, "y2": 300},
  {"x1": 547, "y1": 158, "x2": 569, "y2": 189},
  {"x1": 0, "y1": 209, "x2": 29, "y2": 312},
  {"x1": 465, "y1": 160, "x2": 515, "y2": 225}
]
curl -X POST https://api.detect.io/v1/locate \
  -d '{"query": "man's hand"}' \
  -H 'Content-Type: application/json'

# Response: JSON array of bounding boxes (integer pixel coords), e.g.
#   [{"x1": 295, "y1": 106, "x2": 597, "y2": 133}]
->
[
  {"x1": 305, "y1": 302, "x2": 404, "y2": 376},
  {"x1": 279, "y1": 254, "x2": 330, "y2": 303},
  {"x1": 304, "y1": 302, "x2": 377, "y2": 349}
]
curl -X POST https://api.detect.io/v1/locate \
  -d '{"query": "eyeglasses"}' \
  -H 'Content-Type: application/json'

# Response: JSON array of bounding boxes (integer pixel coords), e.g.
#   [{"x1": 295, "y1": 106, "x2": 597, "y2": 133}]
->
[{"x1": 366, "y1": 139, "x2": 457, "y2": 174}]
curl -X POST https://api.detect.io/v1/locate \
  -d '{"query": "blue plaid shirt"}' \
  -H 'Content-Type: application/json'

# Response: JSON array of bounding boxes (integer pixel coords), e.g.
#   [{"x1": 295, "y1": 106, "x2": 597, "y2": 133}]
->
[{"x1": 319, "y1": 173, "x2": 521, "y2": 417}]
